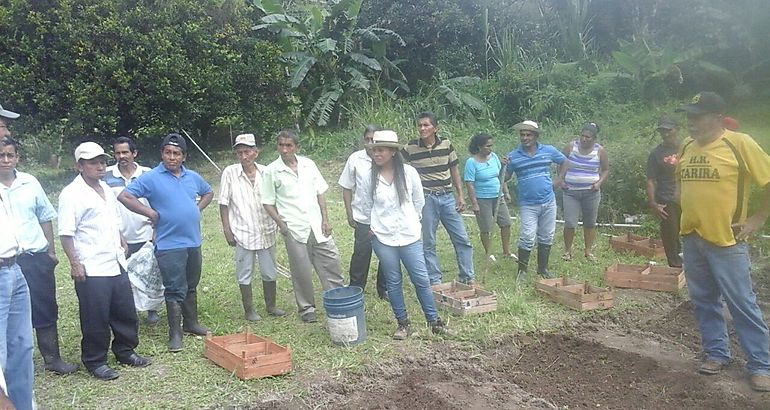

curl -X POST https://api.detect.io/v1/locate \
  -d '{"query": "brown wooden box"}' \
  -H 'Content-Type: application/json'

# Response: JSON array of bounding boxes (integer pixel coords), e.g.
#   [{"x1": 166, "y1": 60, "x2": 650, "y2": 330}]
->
[
  {"x1": 204, "y1": 331, "x2": 292, "y2": 380},
  {"x1": 609, "y1": 232, "x2": 666, "y2": 258},
  {"x1": 535, "y1": 277, "x2": 614, "y2": 311},
  {"x1": 605, "y1": 263, "x2": 685, "y2": 292},
  {"x1": 431, "y1": 281, "x2": 497, "y2": 315}
]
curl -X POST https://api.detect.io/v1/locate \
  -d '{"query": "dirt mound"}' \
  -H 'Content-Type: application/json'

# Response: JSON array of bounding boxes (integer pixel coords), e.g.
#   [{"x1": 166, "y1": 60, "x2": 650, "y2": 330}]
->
[{"x1": 507, "y1": 333, "x2": 762, "y2": 409}]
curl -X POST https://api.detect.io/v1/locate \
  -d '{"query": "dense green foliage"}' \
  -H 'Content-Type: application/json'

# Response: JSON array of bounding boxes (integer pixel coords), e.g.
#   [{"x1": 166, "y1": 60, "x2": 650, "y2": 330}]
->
[{"x1": 0, "y1": 0, "x2": 292, "y2": 156}]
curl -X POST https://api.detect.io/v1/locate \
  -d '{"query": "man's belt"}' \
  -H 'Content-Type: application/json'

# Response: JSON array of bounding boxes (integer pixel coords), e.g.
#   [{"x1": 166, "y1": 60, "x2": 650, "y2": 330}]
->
[
  {"x1": 0, "y1": 256, "x2": 17, "y2": 268},
  {"x1": 424, "y1": 188, "x2": 453, "y2": 196}
]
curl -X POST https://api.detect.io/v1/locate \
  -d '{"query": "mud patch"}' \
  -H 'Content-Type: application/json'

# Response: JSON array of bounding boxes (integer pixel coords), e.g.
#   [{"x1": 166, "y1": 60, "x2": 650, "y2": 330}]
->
[{"x1": 508, "y1": 333, "x2": 763, "y2": 409}]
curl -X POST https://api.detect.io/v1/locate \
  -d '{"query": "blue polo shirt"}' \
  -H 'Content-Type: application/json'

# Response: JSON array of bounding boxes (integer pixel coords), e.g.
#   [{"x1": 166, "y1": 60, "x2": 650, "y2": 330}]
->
[
  {"x1": 125, "y1": 163, "x2": 212, "y2": 250},
  {"x1": 506, "y1": 143, "x2": 566, "y2": 206}
]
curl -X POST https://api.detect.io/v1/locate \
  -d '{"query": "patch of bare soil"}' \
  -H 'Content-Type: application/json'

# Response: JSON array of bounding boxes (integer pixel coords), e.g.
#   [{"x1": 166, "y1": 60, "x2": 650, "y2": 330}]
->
[{"x1": 247, "y1": 262, "x2": 770, "y2": 410}]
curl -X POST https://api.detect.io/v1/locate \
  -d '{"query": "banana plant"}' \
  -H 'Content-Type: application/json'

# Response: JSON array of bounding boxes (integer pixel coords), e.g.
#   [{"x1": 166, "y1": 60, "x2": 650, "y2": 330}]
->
[{"x1": 249, "y1": 0, "x2": 407, "y2": 128}]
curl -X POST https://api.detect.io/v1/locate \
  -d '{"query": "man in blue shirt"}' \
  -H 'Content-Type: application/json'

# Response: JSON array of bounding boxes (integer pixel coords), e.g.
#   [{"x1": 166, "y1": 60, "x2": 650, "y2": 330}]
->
[
  {"x1": 505, "y1": 121, "x2": 568, "y2": 281},
  {"x1": 118, "y1": 134, "x2": 214, "y2": 352}
]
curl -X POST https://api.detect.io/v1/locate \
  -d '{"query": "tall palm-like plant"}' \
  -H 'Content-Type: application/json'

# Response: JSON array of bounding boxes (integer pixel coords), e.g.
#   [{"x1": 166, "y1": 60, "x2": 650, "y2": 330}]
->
[{"x1": 249, "y1": 0, "x2": 407, "y2": 128}]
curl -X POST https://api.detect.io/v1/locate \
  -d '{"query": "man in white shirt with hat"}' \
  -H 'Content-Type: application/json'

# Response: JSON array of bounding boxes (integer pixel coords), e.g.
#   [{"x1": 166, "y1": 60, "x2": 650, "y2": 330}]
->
[
  {"x1": 59, "y1": 141, "x2": 151, "y2": 381},
  {"x1": 219, "y1": 133, "x2": 286, "y2": 321}
]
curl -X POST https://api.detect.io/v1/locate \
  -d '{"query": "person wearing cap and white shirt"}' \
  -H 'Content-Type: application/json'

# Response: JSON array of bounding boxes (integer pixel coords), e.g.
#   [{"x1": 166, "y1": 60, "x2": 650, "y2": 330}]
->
[
  {"x1": 364, "y1": 130, "x2": 450, "y2": 339},
  {"x1": 646, "y1": 116, "x2": 683, "y2": 268},
  {"x1": 504, "y1": 120, "x2": 568, "y2": 281},
  {"x1": 675, "y1": 91, "x2": 770, "y2": 392},
  {"x1": 59, "y1": 142, "x2": 151, "y2": 381},
  {"x1": 262, "y1": 129, "x2": 345, "y2": 323},
  {"x1": 0, "y1": 136, "x2": 79, "y2": 376},
  {"x1": 105, "y1": 136, "x2": 163, "y2": 325},
  {"x1": 0, "y1": 104, "x2": 20, "y2": 139},
  {"x1": 0, "y1": 143, "x2": 34, "y2": 407},
  {"x1": 219, "y1": 133, "x2": 286, "y2": 321},
  {"x1": 118, "y1": 133, "x2": 214, "y2": 352},
  {"x1": 338, "y1": 125, "x2": 388, "y2": 300}
]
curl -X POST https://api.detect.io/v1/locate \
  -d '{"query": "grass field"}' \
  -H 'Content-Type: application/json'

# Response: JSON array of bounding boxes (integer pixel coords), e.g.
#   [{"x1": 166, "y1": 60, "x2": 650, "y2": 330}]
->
[{"x1": 32, "y1": 100, "x2": 770, "y2": 408}]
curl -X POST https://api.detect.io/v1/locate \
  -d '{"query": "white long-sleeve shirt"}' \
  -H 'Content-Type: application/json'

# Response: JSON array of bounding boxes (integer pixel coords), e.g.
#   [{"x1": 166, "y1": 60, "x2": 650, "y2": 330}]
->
[{"x1": 369, "y1": 164, "x2": 424, "y2": 247}]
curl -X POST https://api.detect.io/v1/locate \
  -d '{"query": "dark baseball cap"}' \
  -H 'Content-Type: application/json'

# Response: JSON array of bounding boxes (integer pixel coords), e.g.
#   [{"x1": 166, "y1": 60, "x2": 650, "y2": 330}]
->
[
  {"x1": 160, "y1": 133, "x2": 187, "y2": 152},
  {"x1": 657, "y1": 116, "x2": 678, "y2": 130},
  {"x1": 676, "y1": 92, "x2": 726, "y2": 115}
]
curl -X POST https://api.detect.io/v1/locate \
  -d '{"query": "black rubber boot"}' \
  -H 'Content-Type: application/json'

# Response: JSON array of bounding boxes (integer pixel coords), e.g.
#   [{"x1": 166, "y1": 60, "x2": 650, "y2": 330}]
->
[
  {"x1": 166, "y1": 301, "x2": 183, "y2": 352},
  {"x1": 182, "y1": 291, "x2": 209, "y2": 336},
  {"x1": 36, "y1": 325, "x2": 79, "y2": 375},
  {"x1": 262, "y1": 281, "x2": 286, "y2": 317},
  {"x1": 516, "y1": 248, "x2": 531, "y2": 282},
  {"x1": 239, "y1": 284, "x2": 261, "y2": 322},
  {"x1": 145, "y1": 310, "x2": 160, "y2": 326},
  {"x1": 537, "y1": 243, "x2": 555, "y2": 278}
]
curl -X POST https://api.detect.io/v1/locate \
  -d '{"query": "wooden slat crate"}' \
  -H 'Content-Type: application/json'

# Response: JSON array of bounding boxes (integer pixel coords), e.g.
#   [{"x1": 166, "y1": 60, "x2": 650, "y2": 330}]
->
[
  {"x1": 605, "y1": 263, "x2": 685, "y2": 292},
  {"x1": 431, "y1": 281, "x2": 497, "y2": 315},
  {"x1": 204, "y1": 331, "x2": 292, "y2": 380},
  {"x1": 535, "y1": 277, "x2": 614, "y2": 311},
  {"x1": 609, "y1": 232, "x2": 666, "y2": 258}
]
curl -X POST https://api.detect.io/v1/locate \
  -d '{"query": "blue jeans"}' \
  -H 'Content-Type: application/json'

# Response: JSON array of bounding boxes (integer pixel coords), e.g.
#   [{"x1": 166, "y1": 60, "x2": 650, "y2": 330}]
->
[
  {"x1": 0, "y1": 263, "x2": 34, "y2": 410},
  {"x1": 421, "y1": 193, "x2": 475, "y2": 284},
  {"x1": 683, "y1": 234, "x2": 770, "y2": 375},
  {"x1": 518, "y1": 200, "x2": 557, "y2": 251},
  {"x1": 372, "y1": 238, "x2": 438, "y2": 323}
]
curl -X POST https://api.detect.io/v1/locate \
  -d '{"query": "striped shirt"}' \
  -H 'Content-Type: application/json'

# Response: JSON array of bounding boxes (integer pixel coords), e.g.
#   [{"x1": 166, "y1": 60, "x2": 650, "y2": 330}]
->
[
  {"x1": 564, "y1": 141, "x2": 602, "y2": 190},
  {"x1": 105, "y1": 164, "x2": 154, "y2": 244},
  {"x1": 401, "y1": 135, "x2": 458, "y2": 192},
  {"x1": 219, "y1": 163, "x2": 278, "y2": 250},
  {"x1": 506, "y1": 143, "x2": 566, "y2": 206}
]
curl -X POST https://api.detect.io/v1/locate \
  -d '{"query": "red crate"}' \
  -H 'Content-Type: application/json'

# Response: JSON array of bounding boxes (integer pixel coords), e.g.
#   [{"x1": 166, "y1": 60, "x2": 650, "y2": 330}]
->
[{"x1": 204, "y1": 331, "x2": 292, "y2": 380}]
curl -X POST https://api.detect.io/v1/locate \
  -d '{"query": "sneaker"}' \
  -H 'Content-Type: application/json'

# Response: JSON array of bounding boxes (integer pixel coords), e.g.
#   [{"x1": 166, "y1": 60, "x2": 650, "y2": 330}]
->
[
  {"x1": 393, "y1": 320, "x2": 411, "y2": 340},
  {"x1": 698, "y1": 359, "x2": 726, "y2": 375},
  {"x1": 585, "y1": 253, "x2": 598, "y2": 262},
  {"x1": 507, "y1": 253, "x2": 519, "y2": 261},
  {"x1": 749, "y1": 374, "x2": 770, "y2": 392},
  {"x1": 428, "y1": 317, "x2": 455, "y2": 337},
  {"x1": 487, "y1": 254, "x2": 497, "y2": 262},
  {"x1": 301, "y1": 311, "x2": 317, "y2": 323}
]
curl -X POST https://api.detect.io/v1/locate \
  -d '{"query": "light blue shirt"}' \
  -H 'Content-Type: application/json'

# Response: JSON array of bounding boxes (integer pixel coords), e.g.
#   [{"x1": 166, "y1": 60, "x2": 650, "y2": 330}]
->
[
  {"x1": 464, "y1": 153, "x2": 503, "y2": 199},
  {"x1": 0, "y1": 171, "x2": 56, "y2": 253}
]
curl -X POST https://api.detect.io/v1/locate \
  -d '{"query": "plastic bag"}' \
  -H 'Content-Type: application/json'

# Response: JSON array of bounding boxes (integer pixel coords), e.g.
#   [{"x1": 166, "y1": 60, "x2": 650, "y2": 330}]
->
[{"x1": 126, "y1": 242, "x2": 164, "y2": 311}]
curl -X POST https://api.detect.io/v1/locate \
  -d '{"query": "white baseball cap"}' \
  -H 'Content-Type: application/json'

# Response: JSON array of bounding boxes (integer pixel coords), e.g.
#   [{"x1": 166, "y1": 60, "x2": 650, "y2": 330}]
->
[
  {"x1": 74, "y1": 142, "x2": 109, "y2": 161},
  {"x1": 0, "y1": 104, "x2": 20, "y2": 119},
  {"x1": 233, "y1": 133, "x2": 257, "y2": 147}
]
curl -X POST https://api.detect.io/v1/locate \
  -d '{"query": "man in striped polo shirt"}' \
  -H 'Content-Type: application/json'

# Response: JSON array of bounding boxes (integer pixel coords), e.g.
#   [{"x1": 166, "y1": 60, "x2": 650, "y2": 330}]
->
[
  {"x1": 402, "y1": 112, "x2": 475, "y2": 285},
  {"x1": 505, "y1": 120, "x2": 568, "y2": 281}
]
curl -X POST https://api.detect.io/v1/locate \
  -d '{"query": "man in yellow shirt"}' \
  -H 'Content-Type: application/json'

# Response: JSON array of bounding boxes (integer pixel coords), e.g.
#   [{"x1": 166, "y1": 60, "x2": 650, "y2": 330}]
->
[{"x1": 677, "y1": 91, "x2": 770, "y2": 391}]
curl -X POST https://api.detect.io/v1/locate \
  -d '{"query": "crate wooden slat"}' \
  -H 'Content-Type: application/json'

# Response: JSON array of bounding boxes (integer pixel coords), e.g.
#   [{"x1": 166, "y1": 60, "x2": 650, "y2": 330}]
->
[
  {"x1": 204, "y1": 331, "x2": 292, "y2": 380},
  {"x1": 431, "y1": 281, "x2": 497, "y2": 315},
  {"x1": 605, "y1": 263, "x2": 685, "y2": 292},
  {"x1": 609, "y1": 232, "x2": 666, "y2": 258},
  {"x1": 536, "y1": 277, "x2": 613, "y2": 311}
]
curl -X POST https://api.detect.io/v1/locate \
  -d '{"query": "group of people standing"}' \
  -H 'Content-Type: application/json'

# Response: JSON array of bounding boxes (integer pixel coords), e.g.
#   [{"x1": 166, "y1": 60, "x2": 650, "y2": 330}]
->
[{"x1": 2, "y1": 89, "x2": 770, "y2": 409}]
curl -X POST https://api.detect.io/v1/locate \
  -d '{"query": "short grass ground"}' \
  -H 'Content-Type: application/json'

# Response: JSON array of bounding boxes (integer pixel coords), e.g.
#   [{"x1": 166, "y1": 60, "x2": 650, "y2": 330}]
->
[
  {"x1": 33, "y1": 155, "x2": 680, "y2": 410},
  {"x1": 32, "y1": 100, "x2": 770, "y2": 408}
]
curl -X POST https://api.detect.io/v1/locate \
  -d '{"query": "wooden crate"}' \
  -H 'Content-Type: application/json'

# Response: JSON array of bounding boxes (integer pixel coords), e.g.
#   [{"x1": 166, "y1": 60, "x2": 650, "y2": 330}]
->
[
  {"x1": 431, "y1": 281, "x2": 497, "y2": 315},
  {"x1": 605, "y1": 263, "x2": 685, "y2": 292},
  {"x1": 535, "y1": 277, "x2": 614, "y2": 311},
  {"x1": 609, "y1": 232, "x2": 666, "y2": 258},
  {"x1": 204, "y1": 331, "x2": 292, "y2": 380}
]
